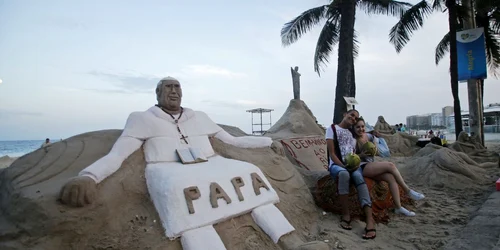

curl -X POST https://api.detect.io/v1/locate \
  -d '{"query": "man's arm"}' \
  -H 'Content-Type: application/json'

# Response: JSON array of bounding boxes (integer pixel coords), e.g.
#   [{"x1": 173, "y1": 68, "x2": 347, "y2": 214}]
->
[
  {"x1": 78, "y1": 112, "x2": 147, "y2": 183},
  {"x1": 214, "y1": 130, "x2": 272, "y2": 148},
  {"x1": 79, "y1": 136, "x2": 143, "y2": 183},
  {"x1": 326, "y1": 139, "x2": 345, "y2": 167},
  {"x1": 194, "y1": 110, "x2": 272, "y2": 148},
  {"x1": 60, "y1": 112, "x2": 147, "y2": 207},
  {"x1": 60, "y1": 136, "x2": 142, "y2": 207}
]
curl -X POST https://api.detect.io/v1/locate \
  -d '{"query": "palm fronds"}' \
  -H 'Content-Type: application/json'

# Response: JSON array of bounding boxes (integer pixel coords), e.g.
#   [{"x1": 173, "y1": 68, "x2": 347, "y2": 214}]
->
[
  {"x1": 485, "y1": 27, "x2": 500, "y2": 76},
  {"x1": 435, "y1": 32, "x2": 450, "y2": 64},
  {"x1": 281, "y1": 5, "x2": 329, "y2": 46},
  {"x1": 314, "y1": 18, "x2": 341, "y2": 75},
  {"x1": 358, "y1": 0, "x2": 412, "y2": 16},
  {"x1": 389, "y1": 0, "x2": 433, "y2": 52}
]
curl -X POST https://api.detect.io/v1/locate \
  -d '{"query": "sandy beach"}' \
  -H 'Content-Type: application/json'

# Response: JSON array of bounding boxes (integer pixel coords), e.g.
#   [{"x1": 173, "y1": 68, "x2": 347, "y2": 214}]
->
[
  {"x1": 1, "y1": 101, "x2": 499, "y2": 250},
  {"x1": 302, "y1": 141, "x2": 500, "y2": 250}
]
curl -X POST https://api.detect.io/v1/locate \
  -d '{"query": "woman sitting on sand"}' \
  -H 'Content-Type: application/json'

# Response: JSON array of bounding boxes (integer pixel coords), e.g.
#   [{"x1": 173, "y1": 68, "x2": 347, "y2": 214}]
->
[
  {"x1": 352, "y1": 117, "x2": 425, "y2": 216},
  {"x1": 326, "y1": 110, "x2": 377, "y2": 239}
]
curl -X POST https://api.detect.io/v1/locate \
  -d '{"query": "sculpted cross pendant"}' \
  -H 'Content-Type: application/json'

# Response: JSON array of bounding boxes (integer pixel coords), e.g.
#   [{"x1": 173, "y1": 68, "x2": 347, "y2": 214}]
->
[
  {"x1": 176, "y1": 124, "x2": 189, "y2": 144},
  {"x1": 180, "y1": 134, "x2": 189, "y2": 144}
]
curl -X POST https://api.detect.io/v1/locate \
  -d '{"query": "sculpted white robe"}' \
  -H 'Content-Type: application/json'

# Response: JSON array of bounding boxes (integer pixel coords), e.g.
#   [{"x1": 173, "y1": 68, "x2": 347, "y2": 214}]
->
[{"x1": 79, "y1": 106, "x2": 294, "y2": 249}]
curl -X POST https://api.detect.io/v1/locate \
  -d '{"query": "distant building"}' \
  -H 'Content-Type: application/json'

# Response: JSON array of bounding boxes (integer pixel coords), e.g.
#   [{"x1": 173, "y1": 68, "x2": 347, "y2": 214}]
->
[
  {"x1": 442, "y1": 106, "x2": 453, "y2": 128},
  {"x1": 406, "y1": 115, "x2": 430, "y2": 130},
  {"x1": 430, "y1": 113, "x2": 443, "y2": 127},
  {"x1": 448, "y1": 103, "x2": 500, "y2": 133},
  {"x1": 406, "y1": 113, "x2": 445, "y2": 130}
]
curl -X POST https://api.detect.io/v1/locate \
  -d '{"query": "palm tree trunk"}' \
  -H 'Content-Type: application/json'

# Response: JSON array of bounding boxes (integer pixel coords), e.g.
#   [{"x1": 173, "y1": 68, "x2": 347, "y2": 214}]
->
[
  {"x1": 446, "y1": 0, "x2": 463, "y2": 138},
  {"x1": 480, "y1": 79, "x2": 484, "y2": 144},
  {"x1": 333, "y1": 0, "x2": 357, "y2": 124}
]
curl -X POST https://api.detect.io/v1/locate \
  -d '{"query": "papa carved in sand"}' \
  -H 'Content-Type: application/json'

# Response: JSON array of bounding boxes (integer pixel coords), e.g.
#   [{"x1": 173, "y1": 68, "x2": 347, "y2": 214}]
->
[{"x1": 59, "y1": 77, "x2": 328, "y2": 250}]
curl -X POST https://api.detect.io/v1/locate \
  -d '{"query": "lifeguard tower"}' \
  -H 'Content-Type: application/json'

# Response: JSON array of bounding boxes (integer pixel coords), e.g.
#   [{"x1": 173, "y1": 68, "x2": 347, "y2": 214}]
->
[{"x1": 246, "y1": 108, "x2": 274, "y2": 135}]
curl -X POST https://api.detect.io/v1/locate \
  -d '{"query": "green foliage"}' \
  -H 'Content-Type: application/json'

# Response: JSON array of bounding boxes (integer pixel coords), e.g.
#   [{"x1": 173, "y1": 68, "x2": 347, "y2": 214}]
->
[{"x1": 281, "y1": 0, "x2": 412, "y2": 75}]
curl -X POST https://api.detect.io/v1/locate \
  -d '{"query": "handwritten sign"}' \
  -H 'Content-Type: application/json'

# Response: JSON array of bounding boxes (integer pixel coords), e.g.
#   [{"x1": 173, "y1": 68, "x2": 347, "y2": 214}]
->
[{"x1": 280, "y1": 136, "x2": 328, "y2": 171}]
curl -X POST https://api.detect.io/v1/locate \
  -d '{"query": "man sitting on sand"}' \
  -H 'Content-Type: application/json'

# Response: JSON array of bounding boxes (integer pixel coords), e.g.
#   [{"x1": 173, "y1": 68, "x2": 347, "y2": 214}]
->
[
  {"x1": 58, "y1": 77, "x2": 328, "y2": 250},
  {"x1": 40, "y1": 138, "x2": 51, "y2": 148},
  {"x1": 326, "y1": 109, "x2": 377, "y2": 239}
]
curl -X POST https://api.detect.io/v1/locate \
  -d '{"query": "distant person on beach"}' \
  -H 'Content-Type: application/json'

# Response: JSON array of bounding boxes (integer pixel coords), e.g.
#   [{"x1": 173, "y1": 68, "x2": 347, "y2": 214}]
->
[
  {"x1": 352, "y1": 118, "x2": 425, "y2": 217},
  {"x1": 399, "y1": 123, "x2": 406, "y2": 132},
  {"x1": 395, "y1": 124, "x2": 400, "y2": 131},
  {"x1": 326, "y1": 109, "x2": 376, "y2": 239},
  {"x1": 428, "y1": 130, "x2": 435, "y2": 138},
  {"x1": 41, "y1": 138, "x2": 51, "y2": 152},
  {"x1": 41, "y1": 138, "x2": 51, "y2": 148},
  {"x1": 430, "y1": 136, "x2": 443, "y2": 146}
]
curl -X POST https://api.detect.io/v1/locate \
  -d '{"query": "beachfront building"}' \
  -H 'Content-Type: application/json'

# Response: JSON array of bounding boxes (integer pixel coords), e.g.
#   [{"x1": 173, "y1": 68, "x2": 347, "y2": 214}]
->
[
  {"x1": 442, "y1": 106, "x2": 453, "y2": 130},
  {"x1": 406, "y1": 115, "x2": 429, "y2": 130},
  {"x1": 406, "y1": 113, "x2": 444, "y2": 130},
  {"x1": 448, "y1": 103, "x2": 500, "y2": 133}
]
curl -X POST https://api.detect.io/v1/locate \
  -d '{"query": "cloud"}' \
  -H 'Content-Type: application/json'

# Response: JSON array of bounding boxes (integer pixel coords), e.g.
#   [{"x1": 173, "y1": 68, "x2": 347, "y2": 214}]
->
[
  {"x1": 86, "y1": 65, "x2": 246, "y2": 94},
  {"x1": 87, "y1": 70, "x2": 162, "y2": 93},
  {"x1": 71, "y1": 87, "x2": 149, "y2": 95},
  {"x1": 41, "y1": 15, "x2": 88, "y2": 30},
  {"x1": 0, "y1": 109, "x2": 43, "y2": 119},
  {"x1": 183, "y1": 65, "x2": 246, "y2": 78},
  {"x1": 201, "y1": 99, "x2": 275, "y2": 110}
]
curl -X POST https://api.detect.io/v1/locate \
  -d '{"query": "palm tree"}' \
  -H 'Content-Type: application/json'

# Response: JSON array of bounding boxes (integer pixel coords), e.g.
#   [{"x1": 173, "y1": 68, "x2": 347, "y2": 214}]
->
[
  {"x1": 281, "y1": 0, "x2": 412, "y2": 124},
  {"x1": 389, "y1": 0, "x2": 500, "y2": 137},
  {"x1": 436, "y1": 0, "x2": 500, "y2": 139}
]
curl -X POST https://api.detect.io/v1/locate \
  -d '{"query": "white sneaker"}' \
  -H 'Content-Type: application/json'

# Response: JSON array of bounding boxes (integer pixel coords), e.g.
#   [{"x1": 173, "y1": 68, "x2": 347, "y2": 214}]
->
[
  {"x1": 408, "y1": 189, "x2": 425, "y2": 201},
  {"x1": 395, "y1": 207, "x2": 416, "y2": 216}
]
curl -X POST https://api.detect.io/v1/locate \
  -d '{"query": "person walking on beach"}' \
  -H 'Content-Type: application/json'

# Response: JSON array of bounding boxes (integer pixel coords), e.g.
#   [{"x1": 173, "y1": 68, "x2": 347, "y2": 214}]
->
[
  {"x1": 325, "y1": 109, "x2": 377, "y2": 240},
  {"x1": 352, "y1": 118, "x2": 425, "y2": 216}
]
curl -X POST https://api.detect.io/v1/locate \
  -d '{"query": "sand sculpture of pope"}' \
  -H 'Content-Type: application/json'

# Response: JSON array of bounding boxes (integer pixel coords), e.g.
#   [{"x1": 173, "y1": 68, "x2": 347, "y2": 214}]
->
[{"x1": 59, "y1": 77, "x2": 328, "y2": 250}]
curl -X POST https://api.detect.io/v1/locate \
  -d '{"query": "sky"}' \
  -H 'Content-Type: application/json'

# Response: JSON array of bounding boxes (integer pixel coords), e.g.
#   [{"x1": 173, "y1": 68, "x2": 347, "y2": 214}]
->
[{"x1": 0, "y1": 0, "x2": 499, "y2": 140}]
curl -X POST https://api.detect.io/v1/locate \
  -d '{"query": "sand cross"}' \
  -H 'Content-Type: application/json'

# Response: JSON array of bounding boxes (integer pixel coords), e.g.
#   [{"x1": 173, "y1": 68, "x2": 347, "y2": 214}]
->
[{"x1": 180, "y1": 134, "x2": 189, "y2": 144}]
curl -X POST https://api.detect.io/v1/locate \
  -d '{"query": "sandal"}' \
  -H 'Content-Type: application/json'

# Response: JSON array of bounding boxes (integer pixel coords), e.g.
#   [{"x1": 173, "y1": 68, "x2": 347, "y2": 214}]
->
[
  {"x1": 339, "y1": 218, "x2": 352, "y2": 230},
  {"x1": 363, "y1": 228, "x2": 376, "y2": 240}
]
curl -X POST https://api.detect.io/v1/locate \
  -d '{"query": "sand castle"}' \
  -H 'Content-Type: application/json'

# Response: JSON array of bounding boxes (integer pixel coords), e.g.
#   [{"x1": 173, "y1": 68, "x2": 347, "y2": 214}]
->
[
  {"x1": 374, "y1": 116, "x2": 396, "y2": 135},
  {"x1": 0, "y1": 156, "x2": 17, "y2": 169},
  {"x1": 0, "y1": 78, "x2": 330, "y2": 250},
  {"x1": 1, "y1": 77, "x2": 500, "y2": 249}
]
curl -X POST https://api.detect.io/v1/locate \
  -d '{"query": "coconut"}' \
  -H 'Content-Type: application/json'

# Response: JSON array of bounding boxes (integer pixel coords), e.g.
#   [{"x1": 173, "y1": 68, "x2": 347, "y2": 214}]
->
[
  {"x1": 344, "y1": 153, "x2": 361, "y2": 172},
  {"x1": 362, "y1": 141, "x2": 378, "y2": 156}
]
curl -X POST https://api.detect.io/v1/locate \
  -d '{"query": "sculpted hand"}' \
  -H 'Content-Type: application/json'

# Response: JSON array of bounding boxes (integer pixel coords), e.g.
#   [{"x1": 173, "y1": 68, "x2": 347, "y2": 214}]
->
[{"x1": 59, "y1": 176, "x2": 97, "y2": 207}]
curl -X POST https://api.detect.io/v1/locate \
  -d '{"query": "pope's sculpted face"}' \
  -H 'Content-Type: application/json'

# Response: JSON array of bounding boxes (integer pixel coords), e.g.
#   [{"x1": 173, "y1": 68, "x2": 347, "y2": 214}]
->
[{"x1": 157, "y1": 79, "x2": 182, "y2": 111}]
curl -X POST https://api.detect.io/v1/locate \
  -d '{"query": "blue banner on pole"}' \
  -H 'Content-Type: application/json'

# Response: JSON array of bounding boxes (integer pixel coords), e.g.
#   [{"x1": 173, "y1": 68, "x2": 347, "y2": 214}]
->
[{"x1": 456, "y1": 27, "x2": 487, "y2": 81}]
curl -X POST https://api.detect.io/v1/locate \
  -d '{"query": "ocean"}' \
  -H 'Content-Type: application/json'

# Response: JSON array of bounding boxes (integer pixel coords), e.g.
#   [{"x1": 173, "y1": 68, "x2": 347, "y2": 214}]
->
[
  {"x1": 1, "y1": 133, "x2": 500, "y2": 158},
  {"x1": 0, "y1": 140, "x2": 45, "y2": 157}
]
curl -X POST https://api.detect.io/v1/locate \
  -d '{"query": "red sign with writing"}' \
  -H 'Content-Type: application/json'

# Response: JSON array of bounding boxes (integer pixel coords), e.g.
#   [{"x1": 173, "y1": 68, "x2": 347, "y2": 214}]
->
[{"x1": 280, "y1": 136, "x2": 328, "y2": 171}]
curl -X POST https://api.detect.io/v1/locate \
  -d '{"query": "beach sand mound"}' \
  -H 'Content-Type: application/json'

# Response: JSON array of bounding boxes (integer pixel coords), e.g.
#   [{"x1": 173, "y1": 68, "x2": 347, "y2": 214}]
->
[
  {"x1": 400, "y1": 144, "x2": 493, "y2": 192},
  {"x1": 448, "y1": 132, "x2": 500, "y2": 166},
  {"x1": 0, "y1": 129, "x2": 322, "y2": 250},
  {"x1": 379, "y1": 132, "x2": 420, "y2": 156},
  {"x1": 262, "y1": 99, "x2": 328, "y2": 184},
  {"x1": 0, "y1": 156, "x2": 17, "y2": 169},
  {"x1": 264, "y1": 99, "x2": 324, "y2": 140}
]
